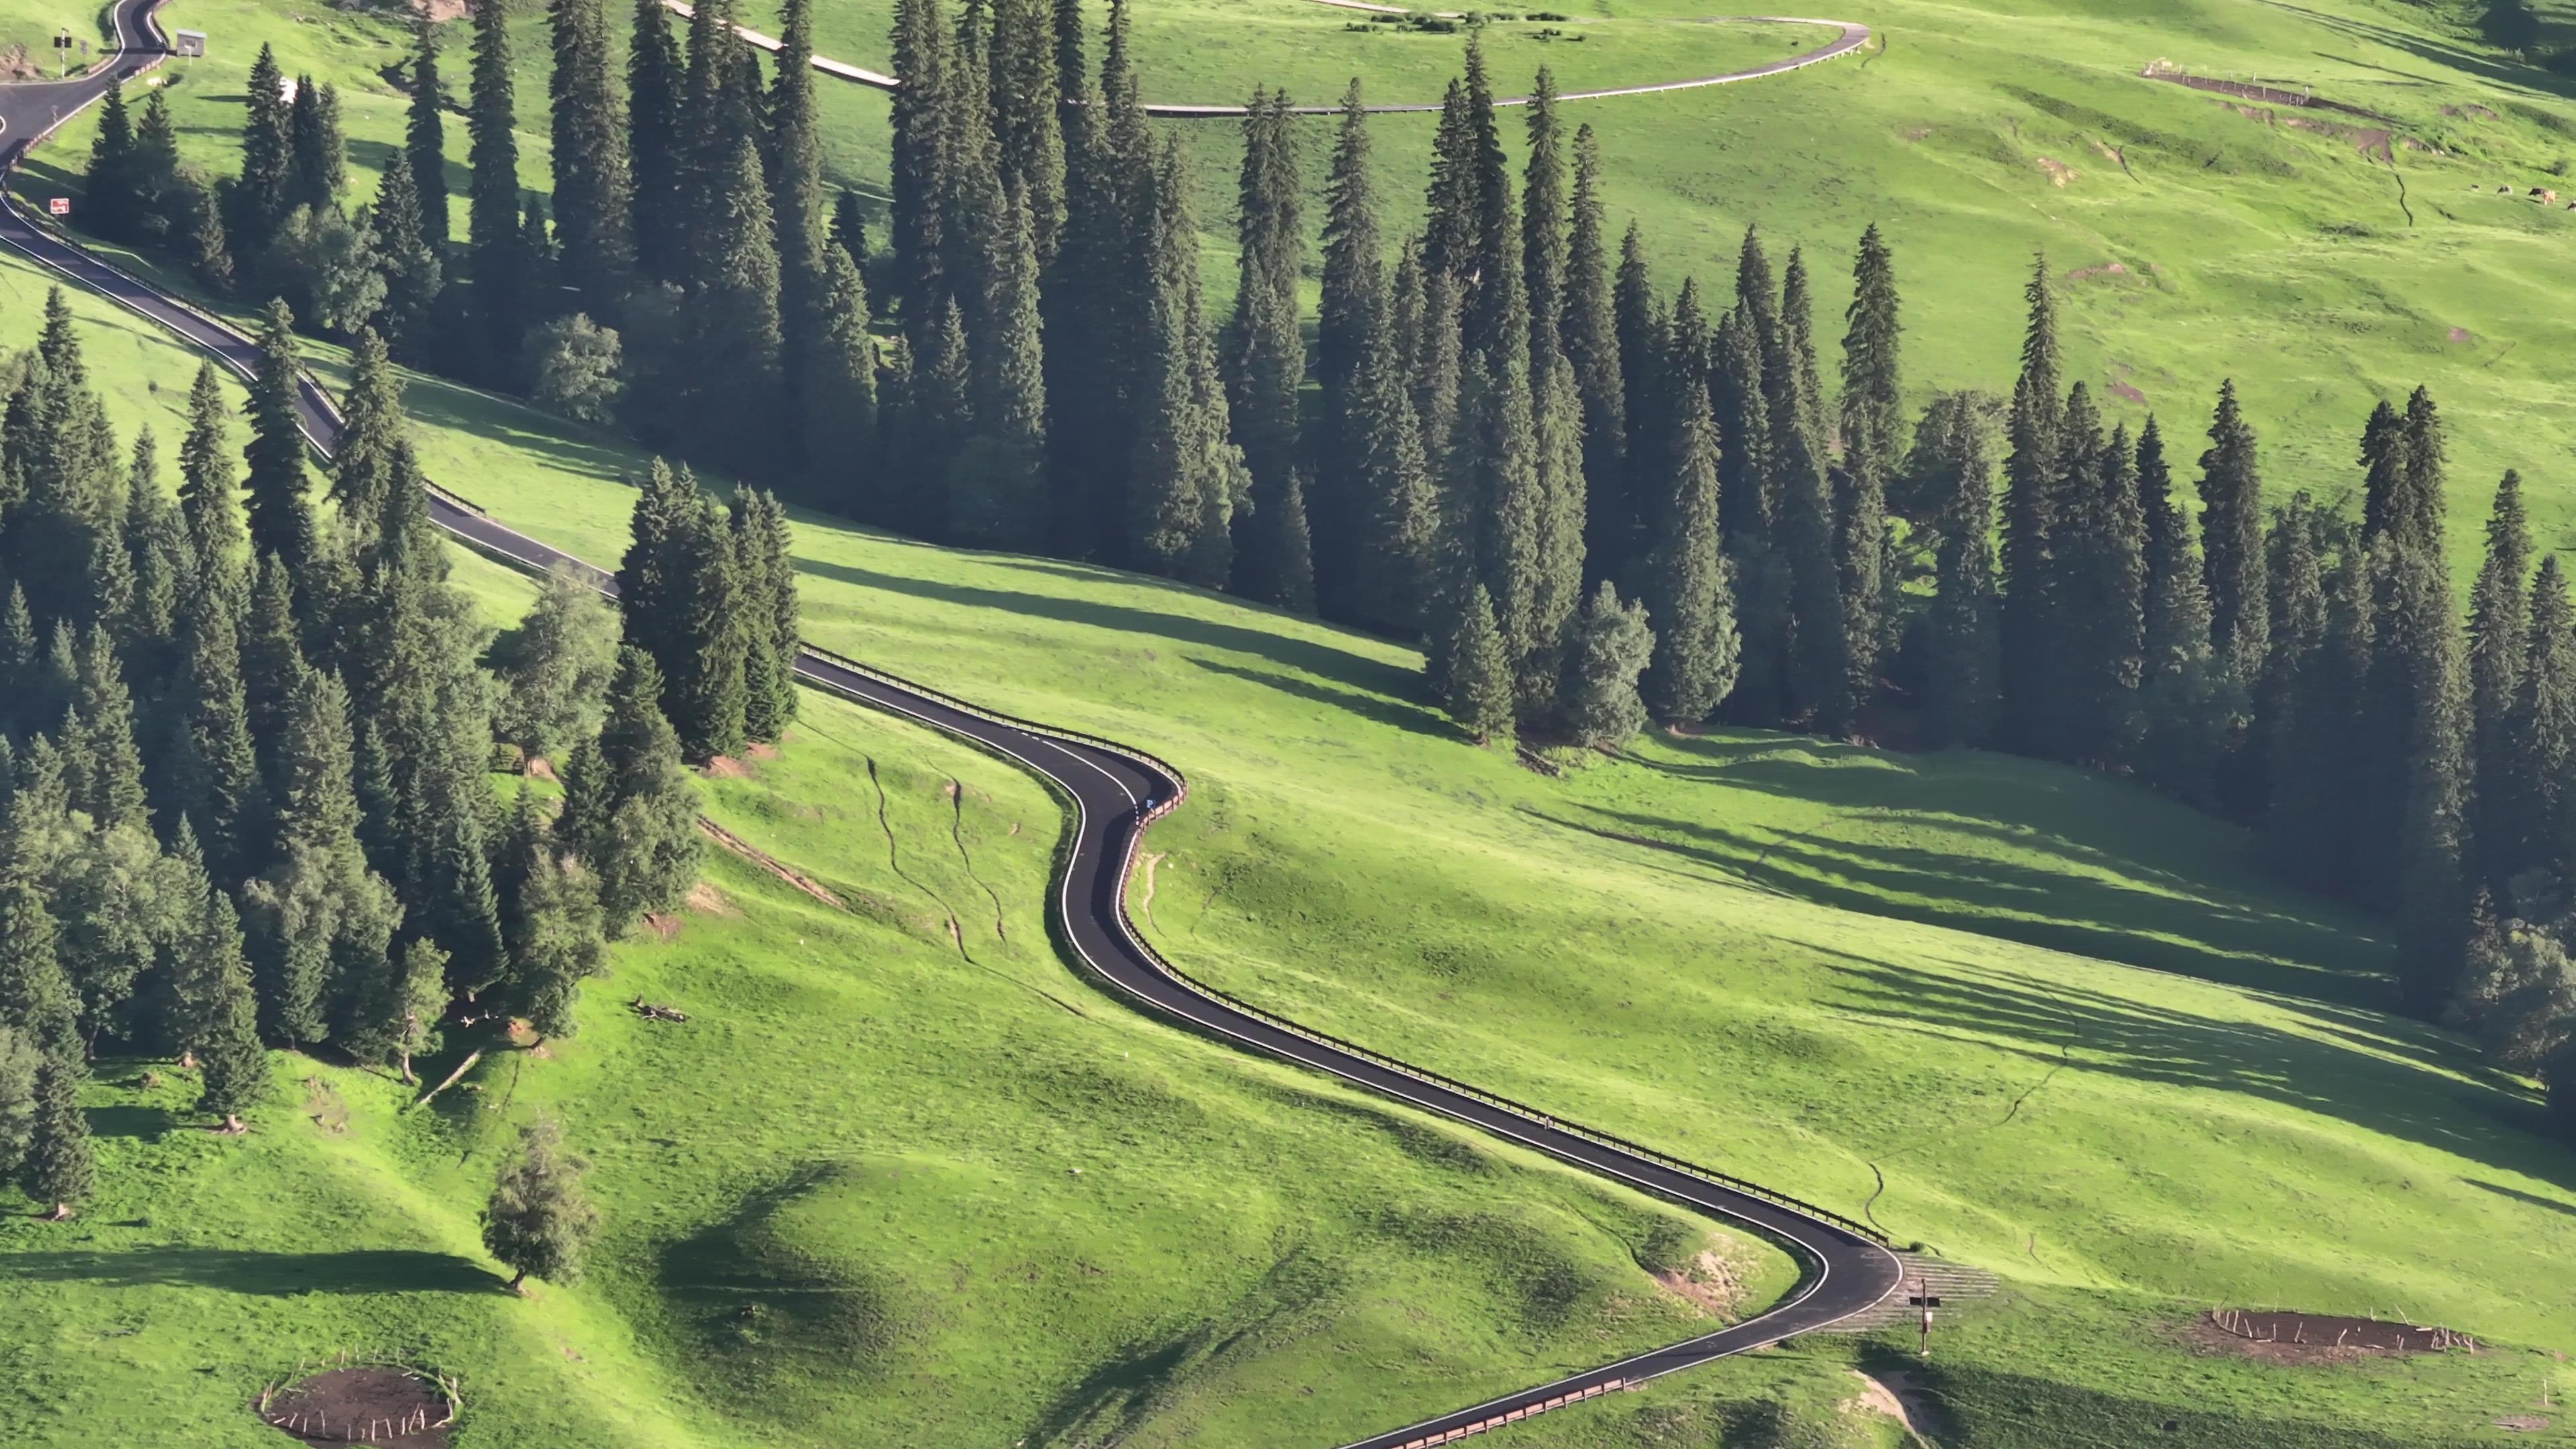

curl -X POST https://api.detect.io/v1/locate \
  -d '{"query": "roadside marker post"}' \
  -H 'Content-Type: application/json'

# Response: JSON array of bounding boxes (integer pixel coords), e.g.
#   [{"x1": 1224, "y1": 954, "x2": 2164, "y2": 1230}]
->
[
  {"x1": 1907, "y1": 1277, "x2": 1942, "y2": 1357},
  {"x1": 47, "y1": 197, "x2": 68, "y2": 217}
]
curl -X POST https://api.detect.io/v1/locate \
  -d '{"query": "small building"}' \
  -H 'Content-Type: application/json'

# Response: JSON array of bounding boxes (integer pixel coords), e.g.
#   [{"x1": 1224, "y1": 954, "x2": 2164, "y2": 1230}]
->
[{"x1": 169, "y1": 28, "x2": 203, "y2": 56}]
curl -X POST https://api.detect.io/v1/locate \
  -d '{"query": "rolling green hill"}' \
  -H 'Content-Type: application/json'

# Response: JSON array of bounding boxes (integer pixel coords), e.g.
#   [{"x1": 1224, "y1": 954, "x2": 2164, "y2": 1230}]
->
[{"x1": 6, "y1": 0, "x2": 2576, "y2": 1441}]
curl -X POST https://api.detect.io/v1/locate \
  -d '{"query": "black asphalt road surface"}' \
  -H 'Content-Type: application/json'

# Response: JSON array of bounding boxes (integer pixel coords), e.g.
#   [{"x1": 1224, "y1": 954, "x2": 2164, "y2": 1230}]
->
[{"x1": 0, "y1": 5, "x2": 1906, "y2": 1442}]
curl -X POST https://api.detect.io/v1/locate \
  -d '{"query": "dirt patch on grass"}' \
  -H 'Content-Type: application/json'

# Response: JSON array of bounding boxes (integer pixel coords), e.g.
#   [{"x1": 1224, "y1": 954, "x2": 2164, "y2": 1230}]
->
[
  {"x1": 2187, "y1": 1309, "x2": 2477, "y2": 1364},
  {"x1": 697, "y1": 818, "x2": 845, "y2": 910},
  {"x1": 746, "y1": 741, "x2": 780, "y2": 760},
  {"x1": 1651, "y1": 1247, "x2": 1751, "y2": 1320},
  {"x1": 2497, "y1": 1415, "x2": 2553, "y2": 1432},
  {"x1": 257, "y1": 1365, "x2": 453, "y2": 1446},
  {"x1": 2449, "y1": 325, "x2": 2474, "y2": 343},
  {"x1": 2063, "y1": 260, "x2": 2129, "y2": 282},
  {"x1": 1897, "y1": 123, "x2": 1933, "y2": 141},
  {"x1": 684, "y1": 881, "x2": 735, "y2": 916},
  {"x1": 701, "y1": 755, "x2": 755, "y2": 780},
  {"x1": 640, "y1": 912, "x2": 684, "y2": 941},
  {"x1": 1845, "y1": 1366, "x2": 1935, "y2": 1438},
  {"x1": 2035, "y1": 156, "x2": 2077, "y2": 186},
  {"x1": 523, "y1": 756, "x2": 559, "y2": 784}
]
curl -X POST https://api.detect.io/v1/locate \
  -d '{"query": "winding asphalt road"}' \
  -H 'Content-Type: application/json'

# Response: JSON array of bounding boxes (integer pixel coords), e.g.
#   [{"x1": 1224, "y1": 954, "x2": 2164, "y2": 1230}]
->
[
  {"x1": 0, "y1": 5, "x2": 1904, "y2": 1443},
  {"x1": 667, "y1": 0, "x2": 1872, "y2": 117}
]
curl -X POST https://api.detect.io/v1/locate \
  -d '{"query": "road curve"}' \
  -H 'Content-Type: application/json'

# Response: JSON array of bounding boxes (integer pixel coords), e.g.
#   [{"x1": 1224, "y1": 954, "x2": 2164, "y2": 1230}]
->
[
  {"x1": 0, "y1": 4, "x2": 1904, "y2": 1442},
  {"x1": 664, "y1": 0, "x2": 1872, "y2": 117}
]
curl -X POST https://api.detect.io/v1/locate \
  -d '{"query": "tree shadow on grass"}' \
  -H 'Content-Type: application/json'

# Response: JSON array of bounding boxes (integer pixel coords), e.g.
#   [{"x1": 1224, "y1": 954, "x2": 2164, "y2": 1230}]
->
[
  {"x1": 794, "y1": 556, "x2": 1421, "y2": 702},
  {"x1": 83, "y1": 1104, "x2": 172, "y2": 1142},
  {"x1": 2461, "y1": 1177, "x2": 2576, "y2": 1218},
  {"x1": 1550, "y1": 798, "x2": 2391, "y2": 1010},
  {"x1": 1185, "y1": 655, "x2": 1449, "y2": 740},
  {"x1": 0, "y1": 1246, "x2": 500, "y2": 1295},
  {"x1": 1819, "y1": 949, "x2": 2576, "y2": 1194}
]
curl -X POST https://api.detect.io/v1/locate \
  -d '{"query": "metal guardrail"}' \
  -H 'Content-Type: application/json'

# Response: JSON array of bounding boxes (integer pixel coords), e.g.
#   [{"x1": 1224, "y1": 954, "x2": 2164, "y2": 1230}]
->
[{"x1": 791, "y1": 644, "x2": 1887, "y2": 1246}]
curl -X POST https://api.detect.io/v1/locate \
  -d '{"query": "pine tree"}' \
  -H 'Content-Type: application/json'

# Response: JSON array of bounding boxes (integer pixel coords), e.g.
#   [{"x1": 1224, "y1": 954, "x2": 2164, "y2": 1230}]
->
[
  {"x1": 2357, "y1": 398, "x2": 2408, "y2": 547},
  {"x1": 85, "y1": 77, "x2": 140, "y2": 241},
  {"x1": 580, "y1": 647, "x2": 702, "y2": 930},
  {"x1": 405, "y1": 20, "x2": 451, "y2": 254},
  {"x1": 233, "y1": 44, "x2": 293, "y2": 253},
  {"x1": 1563, "y1": 125, "x2": 1625, "y2": 586},
  {"x1": 888, "y1": 0, "x2": 953, "y2": 317},
  {"x1": 1769, "y1": 299, "x2": 1849, "y2": 735},
  {"x1": 467, "y1": 0, "x2": 526, "y2": 370},
  {"x1": 2465, "y1": 470, "x2": 2532, "y2": 888},
  {"x1": 327, "y1": 329, "x2": 410, "y2": 571},
  {"x1": 1710, "y1": 304, "x2": 1768, "y2": 541},
  {"x1": 1521, "y1": 68, "x2": 1568, "y2": 367},
  {"x1": 2397, "y1": 386, "x2": 2447, "y2": 553},
  {"x1": 245, "y1": 665, "x2": 398, "y2": 1042},
  {"x1": 949, "y1": 190, "x2": 1049, "y2": 551},
  {"x1": 363, "y1": 160, "x2": 444, "y2": 358},
  {"x1": 120, "y1": 430, "x2": 190, "y2": 666},
  {"x1": 769, "y1": 0, "x2": 834, "y2": 475},
  {"x1": 174, "y1": 580, "x2": 268, "y2": 888},
  {"x1": 176, "y1": 360, "x2": 246, "y2": 612},
  {"x1": 1641, "y1": 382, "x2": 1738, "y2": 724},
  {"x1": 1565, "y1": 580, "x2": 1654, "y2": 748},
  {"x1": 2057, "y1": 409, "x2": 2147, "y2": 764},
  {"x1": 22, "y1": 1053, "x2": 91, "y2": 1218},
  {"x1": 168, "y1": 839, "x2": 267, "y2": 1128},
  {"x1": 286, "y1": 78, "x2": 347, "y2": 213},
  {"x1": 2379, "y1": 535, "x2": 2470, "y2": 1016},
  {"x1": 832, "y1": 189, "x2": 868, "y2": 267},
  {"x1": 1313, "y1": 77, "x2": 1381, "y2": 617},
  {"x1": 504, "y1": 820, "x2": 606, "y2": 1038},
  {"x1": 237, "y1": 302, "x2": 318, "y2": 590},
  {"x1": 2136, "y1": 418, "x2": 2222, "y2": 802},
  {"x1": 1444, "y1": 582, "x2": 1514, "y2": 744},
  {"x1": 1225, "y1": 91, "x2": 1311, "y2": 612},
  {"x1": 67, "y1": 626, "x2": 146, "y2": 833},
  {"x1": 1348, "y1": 315, "x2": 1436, "y2": 635},
  {"x1": 679, "y1": 133, "x2": 786, "y2": 478},
  {"x1": 2198, "y1": 379, "x2": 2268, "y2": 688},
  {"x1": 352, "y1": 937, "x2": 446, "y2": 1083},
  {"x1": 1456, "y1": 345, "x2": 1554, "y2": 714},
  {"x1": 1611, "y1": 223, "x2": 1660, "y2": 500},
  {"x1": 2270, "y1": 518, "x2": 2371, "y2": 887},
  {"x1": 481, "y1": 1117, "x2": 600, "y2": 1289},
  {"x1": 1923, "y1": 394, "x2": 2002, "y2": 748},
  {"x1": 730, "y1": 490, "x2": 800, "y2": 743},
  {"x1": 1836, "y1": 224, "x2": 1900, "y2": 696},
  {"x1": 2000, "y1": 254, "x2": 2064, "y2": 751},
  {"x1": 627, "y1": 0, "x2": 684, "y2": 278},
  {"x1": 672, "y1": 490, "x2": 748, "y2": 760},
  {"x1": 2509, "y1": 556, "x2": 2576, "y2": 884},
  {"x1": 1456, "y1": 38, "x2": 1514, "y2": 355},
  {"x1": 1127, "y1": 141, "x2": 1242, "y2": 589},
  {"x1": 549, "y1": 0, "x2": 635, "y2": 315},
  {"x1": 800, "y1": 245, "x2": 881, "y2": 519},
  {"x1": 988, "y1": 0, "x2": 1065, "y2": 264},
  {"x1": 1421, "y1": 76, "x2": 1474, "y2": 292}
]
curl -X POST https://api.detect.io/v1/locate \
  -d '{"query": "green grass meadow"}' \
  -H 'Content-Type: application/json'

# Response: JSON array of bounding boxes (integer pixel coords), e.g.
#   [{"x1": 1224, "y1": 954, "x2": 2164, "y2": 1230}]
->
[{"x1": 6, "y1": 0, "x2": 2576, "y2": 1442}]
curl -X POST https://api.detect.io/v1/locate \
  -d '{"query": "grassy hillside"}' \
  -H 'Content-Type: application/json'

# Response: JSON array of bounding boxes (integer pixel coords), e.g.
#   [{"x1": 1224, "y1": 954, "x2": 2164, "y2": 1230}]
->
[
  {"x1": 0, "y1": 262, "x2": 1832, "y2": 1448},
  {"x1": 0, "y1": 213, "x2": 2553, "y2": 1441}
]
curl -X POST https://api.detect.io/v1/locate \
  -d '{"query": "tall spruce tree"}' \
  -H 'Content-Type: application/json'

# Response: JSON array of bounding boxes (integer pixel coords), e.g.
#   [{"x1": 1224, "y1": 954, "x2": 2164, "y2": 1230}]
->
[
  {"x1": 803, "y1": 245, "x2": 882, "y2": 518},
  {"x1": 285, "y1": 78, "x2": 347, "y2": 214},
  {"x1": 578, "y1": 647, "x2": 702, "y2": 930},
  {"x1": 2136, "y1": 417, "x2": 2222, "y2": 803},
  {"x1": 1562, "y1": 125, "x2": 1627, "y2": 586},
  {"x1": 2465, "y1": 470, "x2": 2532, "y2": 888},
  {"x1": 85, "y1": 78, "x2": 140, "y2": 241},
  {"x1": 680, "y1": 133, "x2": 788, "y2": 478},
  {"x1": 2358, "y1": 398, "x2": 2408, "y2": 547},
  {"x1": 1611, "y1": 222, "x2": 1660, "y2": 495},
  {"x1": 1565, "y1": 580, "x2": 1654, "y2": 748},
  {"x1": 167, "y1": 830, "x2": 268, "y2": 1128},
  {"x1": 1923, "y1": 394, "x2": 2002, "y2": 748},
  {"x1": 1313, "y1": 77, "x2": 1381, "y2": 617},
  {"x1": 1521, "y1": 68, "x2": 1568, "y2": 367},
  {"x1": 888, "y1": 0, "x2": 953, "y2": 318},
  {"x1": 1348, "y1": 317, "x2": 1436, "y2": 635},
  {"x1": 1444, "y1": 581, "x2": 1513, "y2": 743},
  {"x1": 2508, "y1": 556, "x2": 2576, "y2": 884},
  {"x1": 771, "y1": 0, "x2": 837, "y2": 489},
  {"x1": 241, "y1": 301, "x2": 317, "y2": 584},
  {"x1": 1836, "y1": 224, "x2": 1900, "y2": 697},
  {"x1": 989, "y1": 0, "x2": 1066, "y2": 263},
  {"x1": 1770, "y1": 266, "x2": 1849, "y2": 735},
  {"x1": 2057, "y1": 407, "x2": 2146, "y2": 763},
  {"x1": 1225, "y1": 91, "x2": 1312, "y2": 612},
  {"x1": 1127, "y1": 140, "x2": 1244, "y2": 588},
  {"x1": 466, "y1": 0, "x2": 526, "y2": 370},
  {"x1": 176, "y1": 361, "x2": 247, "y2": 613},
  {"x1": 244, "y1": 665, "x2": 400, "y2": 1043},
  {"x1": 233, "y1": 44, "x2": 293, "y2": 253},
  {"x1": 2000, "y1": 254, "x2": 2065, "y2": 751},
  {"x1": 2198, "y1": 379, "x2": 2269, "y2": 688},
  {"x1": 549, "y1": 0, "x2": 635, "y2": 316},
  {"x1": 405, "y1": 21, "x2": 450, "y2": 254},
  {"x1": 627, "y1": 0, "x2": 685, "y2": 279},
  {"x1": 947, "y1": 185, "x2": 1049, "y2": 550},
  {"x1": 363, "y1": 158, "x2": 444, "y2": 358},
  {"x1": 1640, "y1": 380, "x2": 1738, "y2": 724}
]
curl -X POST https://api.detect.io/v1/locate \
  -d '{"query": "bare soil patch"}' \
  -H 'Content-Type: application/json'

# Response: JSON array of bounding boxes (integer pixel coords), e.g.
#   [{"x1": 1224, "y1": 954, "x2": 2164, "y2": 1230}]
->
[
  {"x1": 640, "y1": 912, "x2": 684, "y2": 941},
  {"x1": 701, "y1": 755, "x2": 754, "y2": 780},
  {"x1": 2497, "y1": 1415, "x2": 2553, "y2": 1432},
  {"x1": 1651, "y1": 1247, "x2": 1750, "y2": 1320},
  {"x1": 522, "y1": 756, "x2": 559, "y2": 784},
  {"x1": 2188, "y1": 1309, "x2": 2477, "y2": 1364},
  {"x1": 257, "y1": 1365, "x2": 453, "y2": 1447},
  {"x1": 2449, "y1": 326, "x2": 2474, "y2": 343},
  {"x1": 684, "y1": 881, "x2": 735, "y2": 915},
  {"x1": 1845, "y1": 1366, "x2": 1935, "y2": 1438},
  {"x1": 2035, "y1": 156, "x2": 2077, "y2": 186}
]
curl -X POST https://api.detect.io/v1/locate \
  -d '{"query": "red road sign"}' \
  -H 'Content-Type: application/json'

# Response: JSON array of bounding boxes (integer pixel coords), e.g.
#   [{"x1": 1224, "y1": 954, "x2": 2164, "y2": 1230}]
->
[{"x1": 47, "y1": 197, "x2": 69, "y2": 217}]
